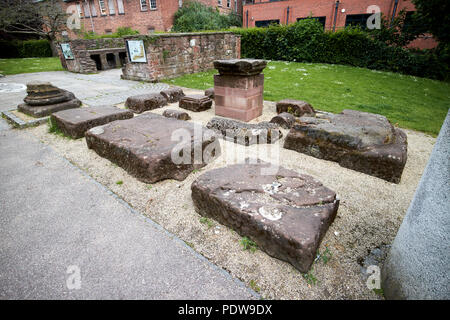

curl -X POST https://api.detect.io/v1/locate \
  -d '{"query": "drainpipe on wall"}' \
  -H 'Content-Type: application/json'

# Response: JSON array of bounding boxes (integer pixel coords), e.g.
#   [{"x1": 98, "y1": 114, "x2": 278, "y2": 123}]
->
[
  {"x1": 246, "y1": 10, "x2": 249, "y2": 28},
  {"x1": 390, "y1": 0, "x2": 400, "y2": 28},
  {"x1": 333, "y1": 0, "x2": 340, "y2": 32},
  {"x1": 86, "y1": 0, "x2": 95, "y2": 34},
  {"x1": 286, "y1": 6, "x2": 290, "y2": 25}
]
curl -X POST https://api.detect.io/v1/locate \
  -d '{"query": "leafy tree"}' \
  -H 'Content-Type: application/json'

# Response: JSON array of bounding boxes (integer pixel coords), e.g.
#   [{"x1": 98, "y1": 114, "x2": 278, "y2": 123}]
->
[
  {"x1": 0, "y1": 0, "x2": 67, "y2": 54},
  {"x1": 412, "y1": 0, "x2": 450, "y2": 43},
  {"x1": 172, "y1": 1, "x2": 241, "y2": 32}
]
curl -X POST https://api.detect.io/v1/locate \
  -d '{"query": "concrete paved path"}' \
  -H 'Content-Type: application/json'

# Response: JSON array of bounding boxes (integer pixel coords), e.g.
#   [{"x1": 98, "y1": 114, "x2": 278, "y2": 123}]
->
[
  {"x1": 0, "y1": 120, "x2": 256, "y2": 299},
  {"x1": 0, "y1": 69, "x2": 169, "y2": 112}
]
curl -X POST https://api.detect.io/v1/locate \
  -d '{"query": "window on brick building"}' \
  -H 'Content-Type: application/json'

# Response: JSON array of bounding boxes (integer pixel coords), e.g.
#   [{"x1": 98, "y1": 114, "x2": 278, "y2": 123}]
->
[
  {"x1": 150, "y1": 0, "x2": 157, "y2": 10},
  {"x1": 140, "y1": 0, "x2": 148, "y2": 11},
  {"x1": 297, "y1": 16, "x2": 326, "y2": 29},
  {"x1": 179, "y1": 0, "x2": 183, "y2": 8},
  {"x1": 108, "y1": 0, "x2": 115, "y2": 15},
  {"x1": 99, "y1": 0, "x2": 107, "y2": 15},
  {"x1": 235, "y1": 0, "x2": 237, "y2": 12},
  {"x1": 76, "y1": 3, "x2": 83, "y2": 18},
  {"x1": 345, "y1": 14, "x2": 372, "y2": 29},
  {"x1": 255, "y1": 20, "x2": 279, "y2": 28},
  {"x1": 218, "y1": 0, "x2": 222, "y2": 7},
  {"x1": 117, "y1": 0, "x2": 124, "y2": 14},
  {"x1": 89, "y1": 0, "x2": 97, "y2": 17},
  {"x1": 84, "y1": 2, "x2": 90, "y2": 18},
  {"x1": 227, "y1": 0, "x2": 231, "y2": 8},
  {"x1": 105, "y1": 29, "x2": 112, "y2": 34}
]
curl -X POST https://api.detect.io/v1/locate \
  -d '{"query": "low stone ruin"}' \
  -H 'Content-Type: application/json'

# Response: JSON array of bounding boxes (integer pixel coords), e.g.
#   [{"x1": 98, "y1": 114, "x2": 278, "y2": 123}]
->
[
  {"x1": 85, "y1": 113, "x2": 220, "y2": 183},
  {"x1": 284, "y1": 109, "x2": 408, "y2": 183},
  {"x1": 270, "y1": 112, "x2": 296, "y2": 129},
  {"x1": 125, "y1": 93, "x2": 167, "y2": 113},
  {"x1": 50, "y1": 106, "x2": 133, "y2": 139},
  {"x1": 191, "y1": 160, "x2": 340, "y2": 273},
  {"x1": 206, "y1": 117, "x2": 282, "y2": 146},
  {"x1": 214, "y1": 59, "x2": 266, "y2": 122},
  {"x1": 204, "y1": 88, "x2": 214, "y2": 99},
  {"x1": 179, "y1": 95, "x2": 212, "y2": 112},
  {"x1": 160, "y1": 87, "x2": 185, "y2": 103},
  {"x1": 18, "y1": 81, "x2": 81, "y2": 117},
  {"x1": 276, "y1": 99, "x2": 315, "y2": 117},
  {"x1": 162, "y1": 109, "x2": 191, "y2": 121}
]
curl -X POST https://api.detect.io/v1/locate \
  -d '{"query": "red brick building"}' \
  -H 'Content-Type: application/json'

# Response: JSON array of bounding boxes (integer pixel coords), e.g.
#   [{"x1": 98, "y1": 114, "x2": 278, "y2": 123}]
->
[
  {"x1": 63, "y1": 0, "x2": 243, "y2": 37},
  {"x1": 242, "y1": 0, "x2": 437, "y2": 49}
]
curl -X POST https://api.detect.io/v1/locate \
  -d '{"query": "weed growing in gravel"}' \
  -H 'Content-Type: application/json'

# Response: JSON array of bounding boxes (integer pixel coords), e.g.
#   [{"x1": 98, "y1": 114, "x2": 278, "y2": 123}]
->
[
  {"x1": 302, "y1": 269, "x2": 317, "y2": 286},
  {"x1": 249, "y1": 280, "x2": 261, "y2": 293},
  {"x1": 199, "y1": 217, "x2": 214, "y2": 228},
  {"x1": 373, "y1": 288, "x2": 384, "y2": 297},
  {"x1": 316, "y1": 245, "x2": 332, "y2": 265},
  {"x1": 116, "y1": 180, "x2": 123, "y2": 185},
  {"x1": 240, "y1": 237, "x2": 258, "y2": 253},
  {"x1": 48, "y1": 118, "x2": 71, "y2": 139}
]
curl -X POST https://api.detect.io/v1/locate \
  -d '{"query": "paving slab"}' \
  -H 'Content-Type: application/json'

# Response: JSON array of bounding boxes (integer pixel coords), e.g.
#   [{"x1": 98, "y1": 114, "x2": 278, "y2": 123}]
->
[
  {"x1": 0, "y1": 127, "x2": 256, "y2": 299},
  {"x1": 125, "y1": 93, "x2": 167, "y2": 114},
  {"x1": 51, "y1": 106, "x2": 134, "y2": 139},
  {"x1": 85, "y1": 113, "x2": 220, "y2": 183},
  {"x1": 191, "y1": 160, "x2": 340, "y2": 273}
]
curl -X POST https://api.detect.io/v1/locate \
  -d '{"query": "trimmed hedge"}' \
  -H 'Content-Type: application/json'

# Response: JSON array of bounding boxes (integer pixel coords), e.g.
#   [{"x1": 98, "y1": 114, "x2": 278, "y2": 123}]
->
[
  {"x1": 232, "y1": 19, "x2": 448, "y2": 81},
  {"x1": 0, "y1": 39, "x2": 52, "y2": 58}
]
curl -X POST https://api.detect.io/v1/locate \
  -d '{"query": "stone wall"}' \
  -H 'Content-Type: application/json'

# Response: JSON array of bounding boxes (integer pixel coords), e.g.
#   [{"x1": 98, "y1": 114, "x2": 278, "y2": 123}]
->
[
  {"x1": 121, "y1": 32, "x2": 241, "y2": 82},
  {"x1": 56, "y1": 38, "x2": 127, "y2": 74}
]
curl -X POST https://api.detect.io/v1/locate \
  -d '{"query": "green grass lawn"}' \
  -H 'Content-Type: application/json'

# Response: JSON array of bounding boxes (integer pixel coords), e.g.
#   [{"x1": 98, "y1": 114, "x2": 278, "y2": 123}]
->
[
  {"x1": 0, "y1": 57, "x2": 63, "y2": 75},
  {"x1": 164, "y1": 61, "x2": 450, "y2": 136}
]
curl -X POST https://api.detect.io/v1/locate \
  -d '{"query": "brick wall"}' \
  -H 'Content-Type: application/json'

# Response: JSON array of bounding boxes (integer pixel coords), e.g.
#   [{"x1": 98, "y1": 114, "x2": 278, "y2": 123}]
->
[
  {"x1": 63, "y1": 0, "x2": 244, "y2": 38},
  {"x1": 242, "y1": 0, "x2": 437, "y2": 49},
  {"x1": 122, "y1": 32, "x2": 241, "y2": 82}
]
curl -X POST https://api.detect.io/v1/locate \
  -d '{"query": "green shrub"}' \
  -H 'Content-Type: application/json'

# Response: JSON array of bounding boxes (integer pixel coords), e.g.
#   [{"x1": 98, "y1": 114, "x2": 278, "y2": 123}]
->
[
  {"x1": 172, "y1": 1, "x2": 241, "y2": 32},
  {"x1": 81, "y1": 26, "x2": 140, "y2": 39},
  {"x1": 0, "y1": 39, "x2": 52, "y2": 58},
  {"x1": 233, "y1": 19, "x2": 448, "y2": 81}
]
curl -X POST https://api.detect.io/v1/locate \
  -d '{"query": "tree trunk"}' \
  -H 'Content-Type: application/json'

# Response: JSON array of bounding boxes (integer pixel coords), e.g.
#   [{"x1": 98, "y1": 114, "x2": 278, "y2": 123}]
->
[{"x1": 47, "y1": 35, "x2": 59, "y2": 57}]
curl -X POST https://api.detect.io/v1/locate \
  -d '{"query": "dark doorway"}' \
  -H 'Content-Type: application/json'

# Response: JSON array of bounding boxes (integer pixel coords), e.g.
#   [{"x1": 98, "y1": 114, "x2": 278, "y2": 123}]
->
[
  {"x1": 118, "y1": 51, "x2": 127, "y2": 66},
  {"x1": 90, "y1": 54, "x2": 102, "y2": 70},
  {"x1": 106, "y1": 53, "x2": 116, "y2": 68}
]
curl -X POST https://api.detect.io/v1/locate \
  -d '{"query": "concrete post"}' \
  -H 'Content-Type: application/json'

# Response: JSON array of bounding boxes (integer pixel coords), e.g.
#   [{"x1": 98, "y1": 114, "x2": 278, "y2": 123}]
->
[{"x1": 381, "y1": 110, "x2": 450, "y2": 299}]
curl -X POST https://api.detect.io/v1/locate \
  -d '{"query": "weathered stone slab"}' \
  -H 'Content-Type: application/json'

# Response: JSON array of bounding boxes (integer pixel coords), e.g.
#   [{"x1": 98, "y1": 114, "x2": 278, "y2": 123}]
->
[
  {"x1": 284, "y1": 109, "x2": 408, "y2": 183},
  {"x1": 85, "y1": 113, "x2": 220, "y2": 183},
  {"x1": 179, "y1": 95, "x2": 212, "y2": 112},
  {"x1": 206, "y1": 117, "x2": 282, "y2": 146},
  {"x1": 24, "y1": 90, "x2": 75, "y2": 106},
  {"x1": 50, "y1": 106, "x2": 134, "y2": 139},
  {"x1": 160, "y1": 87, "x2": 185, "y2": 103},
  {"x1": 214, "y1": 59, "x2": 267, "y2": 76},
  {"x1": 205, "y1": 87, "x2": 214, "y2": 99},
  {"x1": 276, "y1": 99, "x2": 315, "y2": 117},
  {"x1": 270, "y1": 112, "x2": 296, "y2": 129},
  {"x1": 162, "y1": 109, "x2": 191, "y2": 121},
  {"x1": 125, "y1": 93, "x2": 167, "y2": 114},
  {"x1": 191, "y1": 160, "x2": 340, "y2": 273},
  {"x1": 18, "y1": 98, "x2": 81, "y2": 118}
]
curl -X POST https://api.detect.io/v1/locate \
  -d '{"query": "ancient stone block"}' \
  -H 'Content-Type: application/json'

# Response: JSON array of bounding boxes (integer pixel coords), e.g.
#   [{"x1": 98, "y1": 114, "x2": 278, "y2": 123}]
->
[
  {"x1": 205, "y1": 87, "x2": 214, "y2": 99},
  {"x1": 160, "y1": 87, "x2": 185, "y2": 103},
  {"x1": 276, "y1": 99, "x2": 315, "y2": 117},
  {"x1": 284, "y1": 109, "x2": 408, "y2": 183},
  {"x1": 214, "y1": 59, "x2": 267, "y2": 76},
  {"x1": 191, "y1": 160, "x2": 340, "y2": 273},
  {"x1": 270, "y1": 112, "x2": 296, "y2": 129},
  {"x1": 125, "y1": 93, "x2": 167, "y2": 113},
  {"x1": 163, "y1": 109, "x2": 191, "y2": 121},
  {"x1": 179, "y1": 95, "x2": 212, "y2": 112},
  {"x1": 50, "y1": 106, "x2": 134, "y2": 139},
  {"x1": 17, "y1": 81, "x2": 81, "y2": 117},
  {"x1": 206, "y1": 117, "x2": 282, "y2": 146},
  {"x1": 85, "y1": 113, "x2": 220, "y2": 183}
]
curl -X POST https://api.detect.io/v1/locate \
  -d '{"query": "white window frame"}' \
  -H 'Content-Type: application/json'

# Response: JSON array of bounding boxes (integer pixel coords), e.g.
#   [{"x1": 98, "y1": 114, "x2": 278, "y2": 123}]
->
[
  {"x1": 76, "y1": 3, "x2": 83, "y2": 18},
  {"x1": 84, "y1": 2, "x2": 90, "y2": 18},
  {"x1": 108, "y1": 0, "x2": 115, "y2": 15},
  {"x1": 99, "y1": 0, "x2": 107, "y2": 15},
  {"x1": 218, "y1": 0, "x2": 222, "y2": 7},
  {"x1": 90, "y1": 0, "x2": 97, "y2": 17},
  {"x1": 150, "y1": 0, "x2": 157, "y2": 10},
  {"x1": 178, "y1": 0, "x2": 182, "y2": 8},
  {"x1": 227, "y1": 0, "x2": 231, "y2": 8},
  {"x1": 116, "y1": 0, "x2": 124, "y2": 14},
  {"x1": 140, "y1": 0, "x2": 148, "y2": 11}
]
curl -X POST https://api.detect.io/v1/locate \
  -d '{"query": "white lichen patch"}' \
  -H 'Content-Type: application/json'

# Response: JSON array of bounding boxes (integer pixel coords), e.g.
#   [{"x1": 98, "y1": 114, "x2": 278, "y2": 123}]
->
[
  {"x1": 262, "y1": 182, "x2": 282, "y2": 195},
  {"x1": 258, "y1": 206, "x2": 283, "y2": 221},
  {"x1": 89, "y1": 126, "x2": 104, "y2": 135}
]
